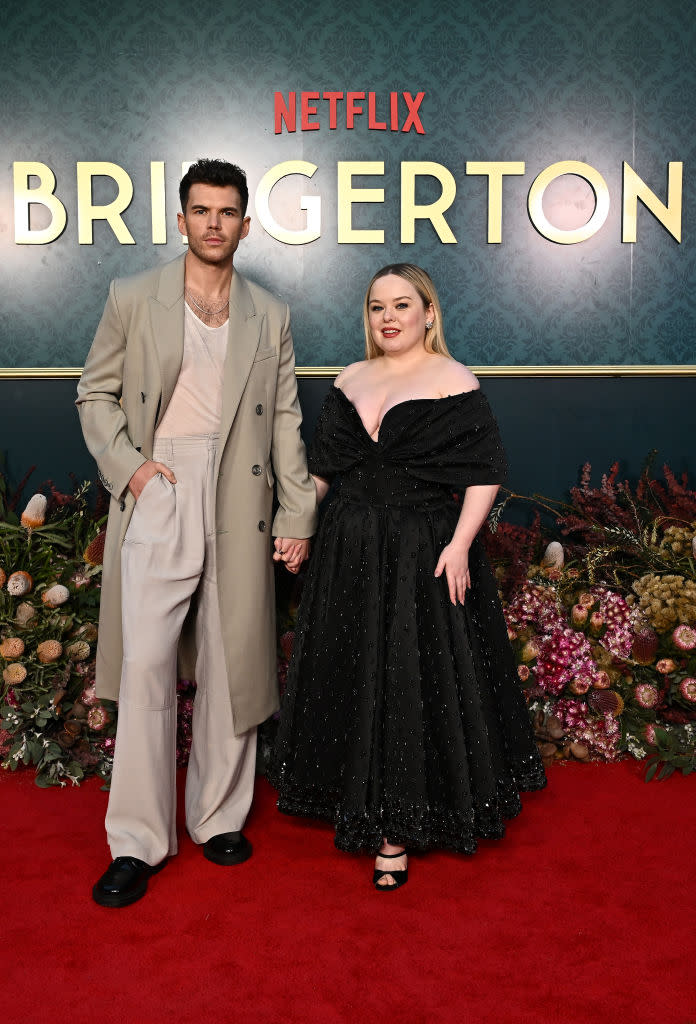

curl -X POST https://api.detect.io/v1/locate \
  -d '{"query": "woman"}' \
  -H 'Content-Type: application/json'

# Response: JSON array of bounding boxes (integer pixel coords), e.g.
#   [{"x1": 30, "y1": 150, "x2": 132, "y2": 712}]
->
[{"x1": 271, "y1": 264, "x2": 546, "y2": 890}]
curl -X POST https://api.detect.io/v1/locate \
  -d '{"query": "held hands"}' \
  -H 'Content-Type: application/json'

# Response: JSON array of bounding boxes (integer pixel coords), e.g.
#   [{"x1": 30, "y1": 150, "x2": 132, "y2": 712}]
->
[
  {"x1": 434, "y1": 541, "x2": 471, "y2": 605},
  {"x1": 128, "y1": 460, "x2": 177, "y2": 500},
  {"x1": 273, "y1": 537, "x2": 311, "y2": 574}
]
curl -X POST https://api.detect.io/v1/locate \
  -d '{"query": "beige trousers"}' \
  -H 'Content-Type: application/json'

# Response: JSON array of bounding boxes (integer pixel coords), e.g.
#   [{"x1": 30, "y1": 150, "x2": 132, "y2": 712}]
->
[{"x1": 106, "y1": 434, "x2": 257, "y2": 865}]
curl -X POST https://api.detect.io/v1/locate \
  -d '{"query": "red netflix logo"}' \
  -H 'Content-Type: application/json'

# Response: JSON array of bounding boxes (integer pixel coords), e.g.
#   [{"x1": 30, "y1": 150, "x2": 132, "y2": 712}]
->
[{"x1": 274, "y1": 91, "x2": 425, "y2": 134}]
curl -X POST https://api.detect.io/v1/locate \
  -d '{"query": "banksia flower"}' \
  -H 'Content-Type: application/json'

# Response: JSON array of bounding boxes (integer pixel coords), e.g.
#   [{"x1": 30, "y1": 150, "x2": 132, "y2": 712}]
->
[
  {"x1": 0, "y1": 637, "x2": 25, "y2": 659},
  {"x1": 2, "y1": 663, "x2": 27, "y2": 685},
  {"x1": 631, "y1": 626, "x2": 659, "y2": 665},
  {"x1": 20, "y1": 493, "x2": 47, "y2": 529},
  {"x1": 73, "y1": 622, "x2": 98, "y2": 643},
  {"x1": 41, "y1": 584, "x2": 70, "y2": 609},
  {"x1": 14, "y1": 602, "x2": 37, "y2": 626},
  {"x1": 37, "y1": 639, "x2": 63, "y2": 664},
  {"x1": 6, "y1": 571, "x2": 33, "y2": 597},
  {"x1": 65, "y1": 640, "x2": 90, "y2": 661},
  {"x1": 680, "y1": 678, "x2": 696, "y2": 703},
  {"x1": 0, "y1": 568, "x2": 5, "y2": 588},
  {"x1": 83, "y1": 529, "x2": 106, "y2": 567},
  {"x1": 541, "y1": 541, "x2": 564, "y2": 568},
  {"x1": 587, "y1": 689, "x2": 624, "y2": 717},
  {"x1": 673, "y1": 625, "x2": 696, "y2": 651}
]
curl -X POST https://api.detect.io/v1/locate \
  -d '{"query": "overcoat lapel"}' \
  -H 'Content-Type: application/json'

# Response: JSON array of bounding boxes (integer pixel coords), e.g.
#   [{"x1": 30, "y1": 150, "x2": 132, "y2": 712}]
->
[
  {"x1": 218, "y1": 270, "x2": 261, "y2": 453},
  {"x1": 149, "y1": 255, "x2": 186, "y2": 426}
]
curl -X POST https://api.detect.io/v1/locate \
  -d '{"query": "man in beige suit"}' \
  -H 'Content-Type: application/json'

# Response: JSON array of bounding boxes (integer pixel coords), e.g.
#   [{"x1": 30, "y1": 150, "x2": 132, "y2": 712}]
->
[{"x1": 77, "y1": 159, "x2": 317, "y2": 907}]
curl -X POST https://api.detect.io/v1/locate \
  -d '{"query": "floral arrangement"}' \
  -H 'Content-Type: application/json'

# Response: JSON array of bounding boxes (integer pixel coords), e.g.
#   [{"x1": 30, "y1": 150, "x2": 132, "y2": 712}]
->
[
  {"x1": 484, "y1": 457, "x2": 696, "y2": 780},
  {"x1": 2, "y1": 456, "x2": 694, "y2": 786}
]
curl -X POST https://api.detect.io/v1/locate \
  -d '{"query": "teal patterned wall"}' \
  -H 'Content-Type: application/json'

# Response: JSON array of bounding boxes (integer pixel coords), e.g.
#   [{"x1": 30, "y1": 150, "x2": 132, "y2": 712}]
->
[{"x1": 1, "y1": 0, "x2": 694, "y2": 369}]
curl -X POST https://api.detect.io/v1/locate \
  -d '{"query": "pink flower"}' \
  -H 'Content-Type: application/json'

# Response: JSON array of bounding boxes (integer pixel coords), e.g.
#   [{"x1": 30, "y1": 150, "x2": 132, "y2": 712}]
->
[
  {"x1": 634, "y1": 683, "x2": 660, "y2": 709},
  {"x1": 568, "y1": 676, "x2": 592, "y2": 695},
  {"x1": 571, "y1": 604, "x2": 589, "y2": 627},
  {"x1": 81, "y1": 683, "x2": 99, "y2": 706},
  {"x1": 592, "y1": 670, "x2": 611, "y2": 689},
  {"x1": 656, "y1": 658, "x2": 676, "y2": 674},
  {"x1": 673, "y1": 625, "x2": 696, "y2": 651},
  {"x1": 680, "y1": 678, "x2": 696, "y2": 703},
  {"x1": 87, "y1": 706, "x2": 109, "y2": 731},
  {"x1": 578, "y1": 593, "x2": 597, "y2": 608},
  {"x1": 517, "y1": 664, "x2": 530, "y2": 682},
  {"x1": 644, "y1": 724, "x2": 657, "y2": 745}
]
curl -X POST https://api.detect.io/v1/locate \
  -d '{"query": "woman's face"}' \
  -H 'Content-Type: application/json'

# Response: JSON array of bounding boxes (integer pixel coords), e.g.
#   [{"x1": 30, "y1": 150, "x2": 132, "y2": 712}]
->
[{"x1": 367, "y1": 274, "x2": 434, "y2": 356}]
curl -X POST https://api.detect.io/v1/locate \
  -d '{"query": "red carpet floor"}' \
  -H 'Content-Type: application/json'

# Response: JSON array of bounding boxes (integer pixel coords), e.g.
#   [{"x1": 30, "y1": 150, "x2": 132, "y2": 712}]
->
[{"x1": 1, "y1": 761, "x2": 694, "y2": 1024}]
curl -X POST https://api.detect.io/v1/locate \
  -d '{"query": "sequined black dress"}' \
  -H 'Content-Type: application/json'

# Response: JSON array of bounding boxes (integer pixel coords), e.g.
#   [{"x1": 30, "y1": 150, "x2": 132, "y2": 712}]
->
[{"x1": 271, "y1": 386, "x2": 546, "y2": 854}]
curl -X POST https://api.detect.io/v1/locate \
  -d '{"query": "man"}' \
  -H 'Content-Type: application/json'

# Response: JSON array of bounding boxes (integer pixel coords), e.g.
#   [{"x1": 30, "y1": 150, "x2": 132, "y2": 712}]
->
[{"x1": 77, "y1": 158, "x2": 316, "y2": 907}]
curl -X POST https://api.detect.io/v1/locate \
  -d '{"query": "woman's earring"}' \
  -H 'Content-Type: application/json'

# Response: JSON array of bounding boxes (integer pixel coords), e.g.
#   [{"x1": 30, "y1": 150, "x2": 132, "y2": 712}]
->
[{"x1": 425, "y1": 320, "x2": 434, "y2": 330}]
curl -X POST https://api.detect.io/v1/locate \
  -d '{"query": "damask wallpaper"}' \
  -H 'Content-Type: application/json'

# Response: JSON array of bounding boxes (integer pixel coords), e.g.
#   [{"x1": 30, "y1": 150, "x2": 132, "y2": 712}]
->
[{"x1": 0, "y1": 0, "x2": 693, "y2": 369}]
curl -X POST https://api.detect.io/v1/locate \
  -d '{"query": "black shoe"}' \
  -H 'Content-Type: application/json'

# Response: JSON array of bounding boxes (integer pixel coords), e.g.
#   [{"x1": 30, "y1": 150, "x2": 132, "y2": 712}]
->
[
  {"x1": 373, "y1": 849, "x2": 408, "y2": 892},
  {"x1": 92, "y1": 856, "x2": 166, "y2": 908},
  {"x1": 203, "y1": 831, "x2": 252, "y2": 866}
]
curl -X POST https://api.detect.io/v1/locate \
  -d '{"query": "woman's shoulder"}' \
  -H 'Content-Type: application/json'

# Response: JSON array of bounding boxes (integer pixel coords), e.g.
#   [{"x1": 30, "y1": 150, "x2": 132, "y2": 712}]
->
[
  {"x1": 334, "y1": 360, "x2": 370, "y2": 390},
  {"x1": 436, "y1": 358, "x2": 480, "y2": 397}
]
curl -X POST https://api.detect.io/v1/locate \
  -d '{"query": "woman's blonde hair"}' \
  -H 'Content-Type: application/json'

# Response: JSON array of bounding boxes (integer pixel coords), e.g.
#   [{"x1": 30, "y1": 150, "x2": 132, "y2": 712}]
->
[{"x1": 362, "y1": 263, "x2": 450, "y2": 360}]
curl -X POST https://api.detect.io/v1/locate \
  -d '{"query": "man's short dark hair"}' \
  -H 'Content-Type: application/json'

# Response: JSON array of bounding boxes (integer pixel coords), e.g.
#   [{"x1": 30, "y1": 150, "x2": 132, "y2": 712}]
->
[{"x1": 179, "y1": 159, "x2": 249, "y2": 215}]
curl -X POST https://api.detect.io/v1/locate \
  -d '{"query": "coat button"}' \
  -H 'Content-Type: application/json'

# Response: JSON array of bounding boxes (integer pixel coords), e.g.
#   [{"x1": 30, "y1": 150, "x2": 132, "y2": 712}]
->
[
  {"x1": 258, "y1": 520, "x2": 266, "y2": 532},
  {"x1": 252, "y1": 464, "x2": 262, "y2": 476},
  {"x1": 256, "y1": 403, "x2": 263, "y2": 415}
]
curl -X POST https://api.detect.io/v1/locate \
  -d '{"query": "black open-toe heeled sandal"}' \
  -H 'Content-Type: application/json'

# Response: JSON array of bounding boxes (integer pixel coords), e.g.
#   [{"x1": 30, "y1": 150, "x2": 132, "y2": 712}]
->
[{"x1": 373, "y1": 849, "x2": 408, "y2": 891}]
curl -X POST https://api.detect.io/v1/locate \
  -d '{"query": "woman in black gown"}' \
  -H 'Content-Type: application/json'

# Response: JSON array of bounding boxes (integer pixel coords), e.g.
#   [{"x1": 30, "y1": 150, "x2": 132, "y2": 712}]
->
[{"x1": 271, "y1": 264, "x2": 545, "y2": 890}]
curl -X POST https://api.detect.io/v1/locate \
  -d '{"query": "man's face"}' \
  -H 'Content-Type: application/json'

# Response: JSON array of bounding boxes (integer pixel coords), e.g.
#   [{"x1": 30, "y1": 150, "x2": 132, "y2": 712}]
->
[{"x1": 177, "y1": 183, "x2": 250, "y2": 266}]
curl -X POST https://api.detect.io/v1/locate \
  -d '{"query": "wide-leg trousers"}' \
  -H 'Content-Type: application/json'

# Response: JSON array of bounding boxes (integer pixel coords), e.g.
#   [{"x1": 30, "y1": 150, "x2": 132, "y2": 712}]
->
[{"x1": 105, "y1": 434, "x2": 257, "y2": 865}]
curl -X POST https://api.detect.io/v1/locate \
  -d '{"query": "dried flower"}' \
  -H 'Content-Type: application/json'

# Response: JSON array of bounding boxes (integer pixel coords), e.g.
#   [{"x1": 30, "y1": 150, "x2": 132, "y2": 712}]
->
[
  {"x1": 631, "y1": 625, "x2": 659, "y2": 665},
  {"x1": 87, "y1": 706, "x2": 109, "y2": 731},
  {"x1": 517, "y1": 664, "x2": 530, "y2": 682},
  {"x1": 520, "y1": 640, "x2": 540, "y2": 663},
  {"x1": 592, "y1": 670, "x2": 611, "y2": 689},
  {"x1": 656, "y1": 658, "x2": 676, "y2": 674},
  {"x1": 14, "y1": 601, "x2": 37, "y2": 626},
  {"x1": 41, "y1": 584, "x2": 70, "y2": 608},
  {"x1": 644, "y1": 724, "x2": 657, "y2": 745},
  {"x1": 634, "y1": 683, "x2": 660, "y2": 709},
  {"x1": 81, "y1": 683, "x2": 99, "y2": 706},
  {"x1": 571, "y1": 604, "x2": 589, "y2": 627},
  {"x1": 568, "y1": 676, "x2": 592, "y2": 695},
  {"x1": 65, "y1": 640, "x2": 90, "y2": 661},
  {"x1": 541, "y1": 541, "x2": 564, "y2": 569},
  {"x1": 83, "y1": 529, "x2": 106, "y2": 567},
  {"x1": 20, "y1": 493, "x2": 47, "y2": 529},
  {"x1": 578, "y1": 593, "x2": 598, "y2": 609},
  {"x1": 633, "y1": 573, "x2": 696, "y2": 633},
  {"x1": 0, "y1": 637, "x2": 25, "y2": 659},
  {"x1": 37, "y1": 639, "x2": 63, "y2": 664},
  {"x1": 279, "y1": 630, "x2": 295, "y2": 660},
  {"x1": 679, "y1": 678, "x2": 696, "y2": 703},
  {"x1": 2, "y1": 663, "x2": 27, "y2": 685},
  {"x1": 587, "y1": 689, "x2": 624, "y2": 717},
  {"x1": 6, "y1": 571, "x2": 33, "y2": 597},
  {"x1": 0, "y1": 568, "x2": 6, "y2": 588},
  {"x1": 673, "y1": 625, "x2": 696, "y2": 651}
]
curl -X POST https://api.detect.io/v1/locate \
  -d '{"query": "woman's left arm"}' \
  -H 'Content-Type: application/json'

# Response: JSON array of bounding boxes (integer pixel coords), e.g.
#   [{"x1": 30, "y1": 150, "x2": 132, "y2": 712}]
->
[{"x1": 434, "y1": 484, "x2": 499, "y2": 605}]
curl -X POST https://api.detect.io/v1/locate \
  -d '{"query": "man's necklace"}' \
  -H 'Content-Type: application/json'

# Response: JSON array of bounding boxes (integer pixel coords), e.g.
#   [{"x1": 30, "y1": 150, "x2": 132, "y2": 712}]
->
[{"x1": 185, "y1": 288, "x2": 229, "y2": 316}]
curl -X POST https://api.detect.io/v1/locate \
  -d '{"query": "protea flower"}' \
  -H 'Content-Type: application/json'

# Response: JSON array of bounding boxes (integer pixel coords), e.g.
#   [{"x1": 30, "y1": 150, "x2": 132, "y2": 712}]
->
[
  {"x1": 568, "y1": 676, "x2": 592, "y2": 695},
  {"x1": 20, "y1": 494, "x2": 47, "y2": 529},
  {"x1": 571, "y1": 604, "x2": 589, "y2": 627},
  {"x1": 588, "y1": 612, "x2": 606, "y2": 637},
  {"x1": 87, "y1": 706, "x2": 109, "y2": 731},
  {"x1": 578, "y1": 593, "x2": 598, "y2": 609},
  {"x1": 6, "y1": 571, "x2": 33, "y2": 597},
  {"x1": 41, "y1": 584, "x2": 70, "y2": 608},
  {"x1": 517, "y1": 664, "x2": 530, "y2": 682},
  {"x1": 680, "y1": 678, "x2": 696, "y2": 703},
  {"x1": 83, "y1": 529, "x2": 106, "y2": 567},
  {"x1": 656, "y1": 658, "x2": 676, "y2": 675},
  {"x1": 632, "y1": 626, "x2": 659, "y2": 665},
  {"x1": 592, "y1": 669, "x2": 611, "y2": 689},
  {"x1": 37, "y1": 639, "x2": 63, "y2": 664},
  {"x1": 673, "y1": 625, "x2": 696, "y2": 651},
  {"x1": 0, "y1": 637, "x2": 25, "y2": 659},
  {"x1": 2, "y1": 663, "x2": 27, "y2": 685},
  {"x1": 81, "y1": 683, "x2": 99, "y2": 706},
  {"x1": 65, "y1": 639, "x2": 90, "y2": 661},
  {"x1": 644, "y1": 723, "x2": 657, "y2": 745},
  {"x1": 634, "y1": 683, "x2": 660, "y2": 709}
]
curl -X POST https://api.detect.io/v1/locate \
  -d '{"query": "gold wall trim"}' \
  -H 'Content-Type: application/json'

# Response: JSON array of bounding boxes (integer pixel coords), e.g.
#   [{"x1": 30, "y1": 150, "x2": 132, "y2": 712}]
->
[{"x1": 1, "y1": 364, "x2": 695, "y2": 380}]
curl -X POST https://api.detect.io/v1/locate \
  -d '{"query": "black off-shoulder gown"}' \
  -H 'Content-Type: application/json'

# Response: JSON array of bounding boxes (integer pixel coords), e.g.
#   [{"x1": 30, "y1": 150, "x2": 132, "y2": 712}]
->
[{"x1": 271, "y1": 386, "x2": 546, "y2": 854}]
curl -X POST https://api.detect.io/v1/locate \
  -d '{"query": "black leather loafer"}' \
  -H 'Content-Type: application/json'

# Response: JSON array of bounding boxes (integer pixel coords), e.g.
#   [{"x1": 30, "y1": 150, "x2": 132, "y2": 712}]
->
[
  {"x1": 203, "y1": 832, "x2": 252, "y2": 866},
  {"x1": 92, "y1": 856, "x2": 166, "y2": 908}
]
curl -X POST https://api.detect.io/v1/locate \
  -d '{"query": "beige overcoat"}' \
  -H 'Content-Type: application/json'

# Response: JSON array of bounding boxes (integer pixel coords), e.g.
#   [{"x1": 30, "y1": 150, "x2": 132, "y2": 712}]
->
[{"x1": 76, "y1": 254, "x2": 317, "y2": 734}]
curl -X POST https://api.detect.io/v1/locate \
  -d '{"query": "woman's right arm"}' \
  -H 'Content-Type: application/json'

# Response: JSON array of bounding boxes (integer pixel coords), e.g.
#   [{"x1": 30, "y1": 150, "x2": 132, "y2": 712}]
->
[{"x1": 312, "y1": 474, "x2": 331, "y2": 504}]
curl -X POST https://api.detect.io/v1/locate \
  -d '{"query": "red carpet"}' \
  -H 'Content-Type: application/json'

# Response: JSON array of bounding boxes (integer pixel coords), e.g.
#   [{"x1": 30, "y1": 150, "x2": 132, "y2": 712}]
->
[{"x1": 1, "y1": 762, "x2": 694, "y2": 1024}]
